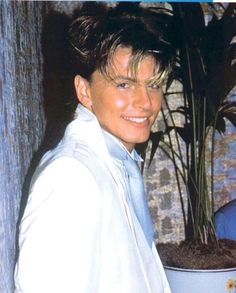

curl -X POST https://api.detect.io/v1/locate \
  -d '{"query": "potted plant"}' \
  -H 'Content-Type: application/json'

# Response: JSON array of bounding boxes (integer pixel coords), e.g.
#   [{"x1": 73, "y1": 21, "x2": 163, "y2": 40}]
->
[{"x1": 142, "y1": 3, "x2": 236, "y2": 292}]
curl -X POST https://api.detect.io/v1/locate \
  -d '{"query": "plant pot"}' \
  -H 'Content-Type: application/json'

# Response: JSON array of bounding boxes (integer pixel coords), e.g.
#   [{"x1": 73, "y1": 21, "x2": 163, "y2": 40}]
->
[{"x1": 165, "y1": 266, "x2": 236, "y2": 293}]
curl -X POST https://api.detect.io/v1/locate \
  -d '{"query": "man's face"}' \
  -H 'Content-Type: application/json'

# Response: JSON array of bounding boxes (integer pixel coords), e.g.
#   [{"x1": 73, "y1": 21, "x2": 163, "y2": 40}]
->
[{"x1": 76, "y1": 47, "x2": 163, "y2": 151}]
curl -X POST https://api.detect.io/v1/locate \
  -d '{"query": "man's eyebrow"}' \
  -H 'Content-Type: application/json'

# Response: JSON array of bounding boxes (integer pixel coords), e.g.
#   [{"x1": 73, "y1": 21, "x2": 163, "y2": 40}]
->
[
  {"x1": 112, "y1": 75, "x2": 136, "y2": 82},
  {"x1": 112, "y1": 75, "x2": 159, "y2": 84}
]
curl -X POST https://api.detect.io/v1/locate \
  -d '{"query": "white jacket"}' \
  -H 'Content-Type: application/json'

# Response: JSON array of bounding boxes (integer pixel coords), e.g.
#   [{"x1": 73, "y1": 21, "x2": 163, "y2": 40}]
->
[{"x1": 14, "y1": 104, "x2": 171, "y2": 293}]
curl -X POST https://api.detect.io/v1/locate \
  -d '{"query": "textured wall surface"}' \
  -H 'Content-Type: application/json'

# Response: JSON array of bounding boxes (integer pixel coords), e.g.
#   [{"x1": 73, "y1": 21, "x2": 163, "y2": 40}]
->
[
  {"x1": 144, "y1": 87, "x2": 236, "y2": 244},
  {"x1": 0, "y1": 2, "x2": 44, "y2": 292},
  {"x1": 213, "y1": 88, "x2": 236, "y2": 206},
  {"x1": 144, "y1": 83, "x2": 187, "y2": 243}
]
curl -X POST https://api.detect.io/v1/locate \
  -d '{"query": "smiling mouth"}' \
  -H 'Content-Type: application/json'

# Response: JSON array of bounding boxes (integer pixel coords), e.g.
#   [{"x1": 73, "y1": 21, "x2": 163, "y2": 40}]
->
[{"x1": 123, "y1": 116, "x2": 149, "y2": 123}]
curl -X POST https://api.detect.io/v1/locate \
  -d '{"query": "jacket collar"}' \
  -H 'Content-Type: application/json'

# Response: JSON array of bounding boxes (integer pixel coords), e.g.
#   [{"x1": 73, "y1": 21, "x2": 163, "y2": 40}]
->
[{"x1": 66, "y1": 104, "x2": 142, "y2": 164}]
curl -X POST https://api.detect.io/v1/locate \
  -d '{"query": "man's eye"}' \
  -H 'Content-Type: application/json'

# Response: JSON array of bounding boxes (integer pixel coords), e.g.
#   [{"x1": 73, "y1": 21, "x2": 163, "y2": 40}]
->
[
  {"x1": 148, "y1": 83, "x2": 161, "y2": 90},
  {"x1": 117, "y1": 82, "x2": 129, "y2": 89}
]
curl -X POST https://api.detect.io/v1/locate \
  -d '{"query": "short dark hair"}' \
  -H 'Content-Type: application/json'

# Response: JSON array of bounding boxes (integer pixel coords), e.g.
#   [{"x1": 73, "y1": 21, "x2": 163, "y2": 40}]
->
[{"x1": 69, "y1": 2, "x2": 173, "y2": 82}]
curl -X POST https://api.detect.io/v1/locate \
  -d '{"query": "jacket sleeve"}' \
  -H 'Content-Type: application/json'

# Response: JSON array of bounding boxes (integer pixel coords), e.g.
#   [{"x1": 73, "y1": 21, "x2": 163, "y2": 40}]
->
[{"x1": 14, "y1": 156, "x2": 102, "y2": 293}]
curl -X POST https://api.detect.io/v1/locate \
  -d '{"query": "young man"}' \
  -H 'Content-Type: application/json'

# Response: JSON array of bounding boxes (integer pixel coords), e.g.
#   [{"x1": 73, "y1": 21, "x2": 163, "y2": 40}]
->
[{"x1": 15, "y1": 3, "x2": 173, "y2": 292}]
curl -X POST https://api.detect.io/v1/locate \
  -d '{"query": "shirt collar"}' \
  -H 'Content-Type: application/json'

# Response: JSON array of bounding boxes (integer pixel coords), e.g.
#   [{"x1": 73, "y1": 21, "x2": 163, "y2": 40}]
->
[{"x1": 102, "y1": 129, "x2": 143, "y2": 163}]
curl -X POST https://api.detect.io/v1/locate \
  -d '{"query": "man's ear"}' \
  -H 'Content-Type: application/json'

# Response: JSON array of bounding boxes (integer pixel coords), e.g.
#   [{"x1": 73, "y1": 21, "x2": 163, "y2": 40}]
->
[{"x1": 74, "y1": 75, "x2": 92, "y2": 110}]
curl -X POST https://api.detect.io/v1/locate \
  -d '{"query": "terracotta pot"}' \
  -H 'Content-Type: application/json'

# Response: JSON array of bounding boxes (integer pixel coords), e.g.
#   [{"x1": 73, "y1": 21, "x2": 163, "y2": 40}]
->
[{"x1": 165, "y1": 266, "x2": 236, "y2": 293}]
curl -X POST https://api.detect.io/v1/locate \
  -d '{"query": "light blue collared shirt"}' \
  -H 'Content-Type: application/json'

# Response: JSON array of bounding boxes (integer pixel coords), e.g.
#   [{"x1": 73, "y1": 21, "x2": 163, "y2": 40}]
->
[{"x1": 102, "y1": 130, "x2": 154, "y2": 246}]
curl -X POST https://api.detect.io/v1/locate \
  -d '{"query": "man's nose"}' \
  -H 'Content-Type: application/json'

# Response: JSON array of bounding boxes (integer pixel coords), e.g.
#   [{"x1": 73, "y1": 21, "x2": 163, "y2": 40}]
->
[{"x1": 133, "y1": 86, "x2": 152, "y2": 109}]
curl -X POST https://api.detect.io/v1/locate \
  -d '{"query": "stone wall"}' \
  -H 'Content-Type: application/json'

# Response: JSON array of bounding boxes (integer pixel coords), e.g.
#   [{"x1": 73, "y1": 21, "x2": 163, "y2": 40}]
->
[
  {"x1": 142, "y1": 4, "x2": 236, "y2": 244},
  {"x1": 0, "y1": 2, "x2": 44, "y2": 292},
  {"x1": 213, "y1": 89, "x2": 236, "y2": 207},
  {"x1": 144, "y1": 86, "x2": 236, "y2": 244},
  {"x1": 144, "y1": 82, "x2": 187, "y2": 243}
]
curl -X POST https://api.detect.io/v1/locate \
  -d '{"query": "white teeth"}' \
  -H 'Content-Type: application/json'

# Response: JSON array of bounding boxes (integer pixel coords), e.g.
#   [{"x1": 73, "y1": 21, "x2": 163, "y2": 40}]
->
[{"x1": 124, "y1": 116, "x2": 148, "y2": 123}]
